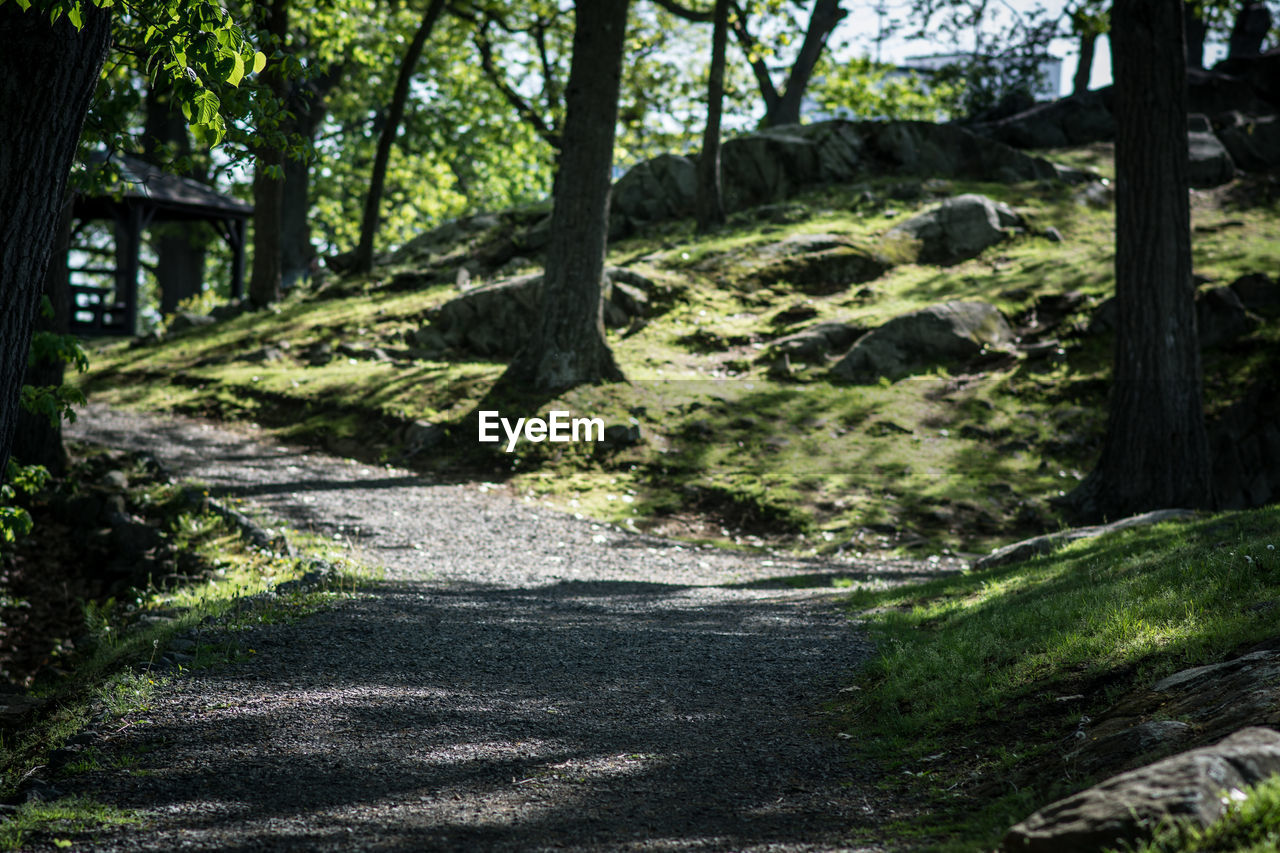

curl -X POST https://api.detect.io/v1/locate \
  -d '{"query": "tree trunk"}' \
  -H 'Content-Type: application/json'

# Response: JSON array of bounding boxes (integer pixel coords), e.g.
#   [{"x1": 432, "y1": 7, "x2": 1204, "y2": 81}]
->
[
  {"x1": 765, "y1": 0, "x2": 846, "y2": 127},
  {"x1": 352, "y1": 0, "x2": 448, "y2": 275},
  {"x1": 1184, "y1": 2, "x2": 1206, "y2": 70},
  {"x1": 1065, "y1": 0, "x2": 1211, "y2": 521},
  {"x1": 1073, "y1": 30, "x2": 1097, "y2": 96},
  {"x1": 0, "y1": 6, "x2": 110, "y2": 482},
  {"x1": 12, "y1": 197, "x2": 74, "y2": 477},
  {"x1": 249, "y1": 0, "x2": 289, "y2": 308},
  {"x1": 145, "y1": 84, "x2": 207, "y2": 315},
  {"x1": 696, "y1": 0, "x2": 729, "y2": 233},
  {"x1": 281, "y1": 65, "x2": 343, "y2": 290},
  {"x1": 499, "y1": 0, "x2": 629, "y2": 392}
]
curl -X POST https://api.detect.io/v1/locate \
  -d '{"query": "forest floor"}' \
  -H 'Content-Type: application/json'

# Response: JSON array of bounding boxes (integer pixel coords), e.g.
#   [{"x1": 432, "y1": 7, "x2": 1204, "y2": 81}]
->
[{"x1": 16, "y1": 403, "x2": 955, "y2": 852}]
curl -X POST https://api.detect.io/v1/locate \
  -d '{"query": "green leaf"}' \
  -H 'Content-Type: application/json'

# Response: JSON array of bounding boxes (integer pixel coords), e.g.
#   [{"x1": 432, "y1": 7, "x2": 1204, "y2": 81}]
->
[
  {"x1": 226, "y1": 51, "x2": 245, "y2": 87},
  {"x1": 68, "y1": 4, "x2": 82, "y2": 28},
  {"x1": 252, "y1": 51, "x2": 267, "y2": 75}
]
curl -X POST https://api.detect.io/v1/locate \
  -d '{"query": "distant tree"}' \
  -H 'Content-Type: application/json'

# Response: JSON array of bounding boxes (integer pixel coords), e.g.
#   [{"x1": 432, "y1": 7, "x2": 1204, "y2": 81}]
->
[
  {"x1": 1065, "y1": 1, "x2": 1108, "y2": 96},
  {"x1": 696, "y1": 0, "x2": 729, "y2": 233},
  {"x1": 1228, "y1": 0, "x2": 1272, "y2": 57},
  {"x1": 352, "y1": 0, "x2": 448, "y2": 275},
  {"x1": 655, "y1": 0, "x2": 848, "y2": 127},
  {"x1": 500, "y1": 0, "x2": 630, "y2": 392},
  {"x1": 249, "y1": 0, "x2": 291, "y2": 308},
  {"x1": 1065, "y1": 0, "x2": 1212, "y2": 520}
]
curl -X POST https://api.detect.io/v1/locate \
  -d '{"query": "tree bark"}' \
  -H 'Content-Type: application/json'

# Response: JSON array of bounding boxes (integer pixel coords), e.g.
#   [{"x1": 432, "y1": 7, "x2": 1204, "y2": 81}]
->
[
  {"x1": 144, "y1": 83, "x2": 207, "y2": 315},
  {"x1": 765, "y1": 0, "x2": 847, "y2": 127},
  {"x1": 1073, "y1": 30, "x2": 1097, "y2": 96},
  {"x1": 0, "y1": 6, "x2": 110, "y2": 482},
  {"x1": 499, "y1": 0, "x2": 629, "y2": 392},
  {"x1": 12, "y1": 197, "x2": 74, "y2": 477},
  {"x1": 282, "y1": 64, "x2": 343, "y2": 289},
  {"x1": 696, "y1": 0, "x2": 729, "y2": 233},
  {"x1": 1065, "y1": 0, "x2": 1212, "y2": 521},
  {"x1": 352, "y1": 0, "x2": 448, "y2": 275},
  {"x1": 249, "y1": 0, "x2": 290, "y2": 308}
]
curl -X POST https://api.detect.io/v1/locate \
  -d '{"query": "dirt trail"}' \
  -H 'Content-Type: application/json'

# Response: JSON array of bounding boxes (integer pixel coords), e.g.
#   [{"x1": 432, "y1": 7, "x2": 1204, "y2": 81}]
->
[{"x1": 59, "y1": 404, "x2": 945, "y2": 851}]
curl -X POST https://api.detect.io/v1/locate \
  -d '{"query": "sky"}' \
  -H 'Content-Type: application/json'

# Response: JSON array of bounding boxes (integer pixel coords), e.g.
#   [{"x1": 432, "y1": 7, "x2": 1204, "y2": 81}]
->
[{"x1": 832, "y1": 0, "x2": 1231, "y2": 97}]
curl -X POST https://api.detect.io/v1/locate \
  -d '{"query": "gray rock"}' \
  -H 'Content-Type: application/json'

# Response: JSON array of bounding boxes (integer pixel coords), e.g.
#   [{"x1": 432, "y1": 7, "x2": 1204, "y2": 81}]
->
[
  {"x1": 1067, "y1": 720, "x2": 1195, "y2": 776},
  {"x1": 108, "y1": 511, "x2": 163, "y2": 558},
  {"x1": 1198, "y1": 285, "x2": 1260, "y2": 348},
  {"x1": 404, "y1": 421, "x2": 445, "y2": 455},
  {"x1": 0, "y1": 695, "x2": 45, "y2": 729},
  {"x1": 1230, "y1": 272, "x2": 1280, "y2": 316},
  {"x1": 886, "y1": 194, "x2": 1023, "y2": 264},
  {"x1": 972, "y1": 508, "x2": 1196, "y2": 569},
  {"x1": 307, "y1": 342, "x2": 334, "y2": 367},
  {"x1": 831, "y1": 301, "x2": 1014, "y2": 383},
  {"x1": 763, "y1": 321, "x2": 865, "y2": 363},
  {"x1": 744, "y1": 242, "x2": 893, "y2": 294},
  {"x1": 603, "y1": 423, "x2": 642, "y2": 447},
  {"x1": 102, "y1": 469, "x2": 129, "y2": 491},
  {"x1": 859, "y1": 120, "x2": 1059, "y2": 183},
  {"x1": 611, "y1": 153, "x2": 697, "y2": 228},
  {"x1": 1187, "y1": 115, "x2": 1237, "y2": 188},
  {"x1": 974, "y1": 90, "x2": 1116, "y2": 149},
  {"x1": 1002, "y1": 727, "x2": 1280, "y2": 853},
  {"x1": 169, "y1": 311, "x2": 216, "y2": 332},
  {"x1": 425, "y1": 267, "x2": 659, "y2": 358},
  {"x1": 1218, "y1": 113, "x2": 1280, "y2": 172},
  {"x1": 1074, "y1": 181, "x2": 1114, "y2": 209},
  {"x1": 1043, "y1": 226, "x2": 1064, "y2": 243},
  {"x1": 208, "y1": 300, "x2": 248, "y2": 321}
]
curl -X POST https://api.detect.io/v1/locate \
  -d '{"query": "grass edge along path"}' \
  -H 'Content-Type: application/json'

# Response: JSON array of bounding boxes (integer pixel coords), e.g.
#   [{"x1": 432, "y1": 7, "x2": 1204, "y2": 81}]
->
[{"x1": 834, "y1": 505, "x2": 1280, "y2": 851}]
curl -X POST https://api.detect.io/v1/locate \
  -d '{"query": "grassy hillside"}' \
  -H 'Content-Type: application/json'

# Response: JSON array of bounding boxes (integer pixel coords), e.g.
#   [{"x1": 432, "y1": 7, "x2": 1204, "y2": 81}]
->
[{"x1": 80, "y1": 143, "x2": 1280, "y2": 557}]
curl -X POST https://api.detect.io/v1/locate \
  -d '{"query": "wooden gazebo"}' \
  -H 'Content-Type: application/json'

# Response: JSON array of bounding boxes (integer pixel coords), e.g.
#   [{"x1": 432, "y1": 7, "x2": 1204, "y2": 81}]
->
[{"x1": 71, "y1": 154, "x2": 252, "y2": 336}]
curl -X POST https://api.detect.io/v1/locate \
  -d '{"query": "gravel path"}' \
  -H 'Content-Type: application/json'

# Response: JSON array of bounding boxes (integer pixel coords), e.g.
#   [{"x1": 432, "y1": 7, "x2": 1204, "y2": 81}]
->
[{"x1": 59, "y1": 404, "x2": 944, "y2": 852}]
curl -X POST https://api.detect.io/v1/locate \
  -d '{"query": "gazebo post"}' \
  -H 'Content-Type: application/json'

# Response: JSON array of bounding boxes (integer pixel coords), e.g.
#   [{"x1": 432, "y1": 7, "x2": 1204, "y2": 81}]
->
[
  {"x1": 228, "y1": 217, "x2": 246, "y2": 301},
  {"x1": 114, "y1": 204, "x2": 144, "y2": 337}
]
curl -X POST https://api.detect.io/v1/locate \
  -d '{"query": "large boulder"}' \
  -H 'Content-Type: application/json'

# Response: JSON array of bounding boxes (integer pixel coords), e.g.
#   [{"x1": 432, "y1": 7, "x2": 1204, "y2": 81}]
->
[
  {"x1": 1002, "y1": 727, "x2": 1280, "y2": 853},
  {"x1": 973, "y1": 90, "x2": 1117, "y2": 149},
  {"x1": 1187, "y1": 114, "x2": 1237, "y2": 188},
  {"x1": 762, "y1": 321, "x2": 865, "y2": 363},
  {"x1": 860, "y1": 121, "x2": 1059, "y2": 182},
  {"x1": 610, "y1": 153, "x2": 697, "y2": 228},
  {"x1": 720, "y1": 127, "x2": 820, "y2": 210},
  {"x1": 1217, "y1": 112, "x2": 1280, "y2": 171},
  {"x1": 742, "y1": 233, "x2": 893, "y2": 294},
  {"x1": 1230, "y1": 272, "x2": 1280, "y2": 316},
  {"x1": 1197, "y1": 285, "x2": 1260, "y2": 348},
  {"x1": 421, "y1": 267, "x2": 658, "y2": 358},
  {"x1": 831, "y1": 301, "x2": 1015, "y2": 383},
  {"x1": 885, "y1": 194, "x2": 1023, "y2": 264}
]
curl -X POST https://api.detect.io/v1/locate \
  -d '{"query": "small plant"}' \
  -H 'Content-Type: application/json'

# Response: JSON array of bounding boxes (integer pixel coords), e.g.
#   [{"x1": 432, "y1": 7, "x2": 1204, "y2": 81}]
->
[{"x1": 0, "y1": 797, "x2": 138, "y2": 852}]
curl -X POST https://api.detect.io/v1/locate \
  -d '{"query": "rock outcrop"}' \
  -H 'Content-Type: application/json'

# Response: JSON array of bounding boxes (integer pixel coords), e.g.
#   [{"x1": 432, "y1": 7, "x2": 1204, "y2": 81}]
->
[
  {"x1": 607, "y1": 119, "x2": 1069, "y2": 235},
  {"x1": 885, "y1": 194, "x2": 1023, "y2": 264},
  {"x1": 831, "y1": 301, "x2": 1014, "y2": 383},
  {"x1": 1002, "y1": 727, "x2": 1280, "y2": 853}
]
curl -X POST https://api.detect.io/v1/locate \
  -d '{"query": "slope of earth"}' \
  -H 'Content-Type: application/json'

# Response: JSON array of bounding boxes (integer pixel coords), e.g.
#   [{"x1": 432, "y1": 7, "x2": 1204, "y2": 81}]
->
[
  {"x1": 78, "y1": 145, "x2": 1280, "y2": 559},
  {"x1": 34, "y1": 404, "x2": 953, "y2": 852}
]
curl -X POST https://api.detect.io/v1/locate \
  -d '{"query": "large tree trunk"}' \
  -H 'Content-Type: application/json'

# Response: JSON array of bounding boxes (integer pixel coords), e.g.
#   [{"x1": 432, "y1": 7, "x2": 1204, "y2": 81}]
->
[
  {"x1": 11, "y1": 197, "x2": 74, "y2": 477},
  {"x1": 1073, "y1": 31, "x2": 1097, "y2": 96},
  {"x1": 144, "y1": 83, "x2": 207, "y2": 315},
  {"x1": 0, "y1": 7, "x2": 110, "y2": 483},
  {"x1": 696, "y1": 0, "x2": 729, "y2": 233},
  {"x1": 764, "y1": 0, "x2": 846, "y2": 127},
  {"x1": 249, "y1": 0, "x2": 289, "y2": 308},
  {"x1": 499, "y1": 0, "x2": 629, "y2": 392},
  {"x1": 352, "y1": 0, "x2": 448, "y2": 275},
  {"x1": 1065, "y1": 0, "x2": 1211, "y2": 521}
]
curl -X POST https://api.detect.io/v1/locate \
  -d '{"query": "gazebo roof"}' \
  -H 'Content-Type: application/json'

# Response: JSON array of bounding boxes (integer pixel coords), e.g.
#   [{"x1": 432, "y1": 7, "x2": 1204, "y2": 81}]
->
[{"x1": 75, "y1": 153, "x2": 253, "y2": 222}]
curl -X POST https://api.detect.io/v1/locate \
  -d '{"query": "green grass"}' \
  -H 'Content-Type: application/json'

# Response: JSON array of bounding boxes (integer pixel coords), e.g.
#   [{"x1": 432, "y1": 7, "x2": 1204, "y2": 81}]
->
[
  {"x1": 0, "y1": 797, "x2": 139, "y2": 851},
  {"x1": 836, "y1": 506, "x2": 1280, "y2": 849}
]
